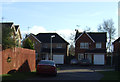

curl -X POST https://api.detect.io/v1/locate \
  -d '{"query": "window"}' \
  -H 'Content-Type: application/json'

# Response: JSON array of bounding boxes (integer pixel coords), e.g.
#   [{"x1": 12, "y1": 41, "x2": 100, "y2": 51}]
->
[
  {"x1": 96, "y1": 43, "x2": 102, "y2": 48},
  {"x1": 80, "y1": 43, "x2": 89, "y2": 49},
  {"x1": 78, "y1": 54, "x2": 84, "y2": 60},
  {"x1": 56, "y1": 44, "x2": 62, "y2": 48}
]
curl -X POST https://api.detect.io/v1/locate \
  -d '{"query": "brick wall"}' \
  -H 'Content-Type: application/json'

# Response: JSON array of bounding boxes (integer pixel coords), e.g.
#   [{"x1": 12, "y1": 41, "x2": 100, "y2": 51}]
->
[
  {"x1": 0, "y1": 47, "x2": 36, "y2": 74},
  {"x1": 113, "y1": 42, "x2": 120, "y2": 53}
]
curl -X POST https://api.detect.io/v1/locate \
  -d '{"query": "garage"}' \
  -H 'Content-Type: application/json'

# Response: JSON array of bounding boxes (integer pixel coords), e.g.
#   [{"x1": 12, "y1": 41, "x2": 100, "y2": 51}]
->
[
  {"x1": 94, "y1": 54, "x2": 105, "y2": 65},
  {"x1": 53, "y1": 55, "x2": 64, "y2": 64}
]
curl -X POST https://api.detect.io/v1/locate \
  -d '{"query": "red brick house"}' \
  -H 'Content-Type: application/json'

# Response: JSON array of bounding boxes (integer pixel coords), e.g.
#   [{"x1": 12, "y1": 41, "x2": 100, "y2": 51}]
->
[
  {"x1": 75, "y1": 30, "x2": 107, "y2": 65},
  {"x1": 113, "y1": 37, "x2": 120, "y2": 56},
  {"x1": 23, "y1": 33, "x2": 69, "y2": 64}
]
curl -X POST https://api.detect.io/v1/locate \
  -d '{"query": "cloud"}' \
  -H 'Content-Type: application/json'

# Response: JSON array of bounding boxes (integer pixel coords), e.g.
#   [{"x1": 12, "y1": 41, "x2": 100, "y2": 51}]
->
[
  {"x1": 21, "y1": 25, "x2": 83, "y2": 44},
  {"x1": 55, "y1": 28, "x2": 83, "y2": 43},
  {"x1": 21, "y1": 25, "x2": 47, "y2": 39},
  {"x1": 29, "y1": 26, "x2": 47, "y2": 34},
  {"x1": 55, "y1": 29, "x2": 75, "y2": 42},
  {"x1": 21, "y1": 26, "x2": 47, "y2": 34}
]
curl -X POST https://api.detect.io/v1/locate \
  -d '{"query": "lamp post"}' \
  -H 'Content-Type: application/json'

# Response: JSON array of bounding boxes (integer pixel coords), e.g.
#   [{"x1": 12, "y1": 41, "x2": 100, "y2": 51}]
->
[{"x1": 51, "y1": 35, "x2": 55, "y2": 60}]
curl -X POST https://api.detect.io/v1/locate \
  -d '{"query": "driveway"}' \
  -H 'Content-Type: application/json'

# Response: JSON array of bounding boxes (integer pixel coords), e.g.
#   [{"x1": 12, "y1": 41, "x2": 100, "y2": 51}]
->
[{"x1": 26, "y1": 65, "x2": 107, "y2": 80}]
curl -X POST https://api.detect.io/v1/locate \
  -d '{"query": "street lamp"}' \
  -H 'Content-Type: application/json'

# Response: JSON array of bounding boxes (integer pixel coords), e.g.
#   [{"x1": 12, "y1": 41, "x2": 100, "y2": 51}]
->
[{"x1": 51, "y1": 35, "x2": 55, "y2": 60}]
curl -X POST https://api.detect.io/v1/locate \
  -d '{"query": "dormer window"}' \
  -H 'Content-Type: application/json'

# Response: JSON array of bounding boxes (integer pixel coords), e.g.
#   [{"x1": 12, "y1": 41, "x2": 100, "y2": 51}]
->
[{"x1": 96, "y1": 43, "x2": 102, "y2": 48}]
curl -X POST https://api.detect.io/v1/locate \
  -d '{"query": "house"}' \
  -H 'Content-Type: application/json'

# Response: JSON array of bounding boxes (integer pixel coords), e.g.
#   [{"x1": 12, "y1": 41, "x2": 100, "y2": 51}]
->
[
  {"x1": 24, "y1": 33, "x2": 69, "y2": 64},
  {"x1": 75, "y1": 30, "x2": 107, "y2": 65},
  {"x1": 113, "y1": 37, "x2": 120, "y2": 56},
  {"x1": 0, "y1": 22, "x2": 22, "y2": 47}
]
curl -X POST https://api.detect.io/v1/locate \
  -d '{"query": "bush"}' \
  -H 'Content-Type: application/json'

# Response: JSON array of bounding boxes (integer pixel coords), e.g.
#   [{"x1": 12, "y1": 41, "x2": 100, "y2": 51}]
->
[
  {"x1": 22, "y1": 38, "x2": 34, "y2": 50},
  {"x1": 2, "y1": 26, "x2": 15, "y2": 50}
]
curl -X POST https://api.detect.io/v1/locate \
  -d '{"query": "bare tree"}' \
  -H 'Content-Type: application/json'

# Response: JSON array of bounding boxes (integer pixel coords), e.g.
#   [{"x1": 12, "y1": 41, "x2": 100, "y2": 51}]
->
[
  {"x1": 69, "y1": 44, "x2": 75, "y2": 56},
  {"x1": 69, "y1": 31, "x2": 76, "y2": 56},
  {"x1": 69, "y1": 32, "x2": 75, "y2": 45},
  {"x1": 98, "y1": 19, "x2": 116, "y2": 52}
]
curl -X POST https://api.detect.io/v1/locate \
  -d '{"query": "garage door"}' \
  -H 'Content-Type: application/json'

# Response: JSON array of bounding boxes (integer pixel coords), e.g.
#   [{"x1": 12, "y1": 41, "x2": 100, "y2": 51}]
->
[
  {"x1": 53, "y1": 55, "x2": 64, "y2": 64},
  {"x1": 94, "y1": 54, "x2": 104, "y2": 65}
]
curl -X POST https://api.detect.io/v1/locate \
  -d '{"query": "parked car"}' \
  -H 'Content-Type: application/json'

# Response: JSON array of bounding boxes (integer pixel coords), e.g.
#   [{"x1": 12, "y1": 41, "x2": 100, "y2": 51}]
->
[
  {"x1": 70, "y1": 59, "x2": 78, "y2": 65},
  {"x1": 78, "y1": 59, "x2": 91, "y2": 66},
  {"x1": 37, "y1": 60, "x2": 57, "y2": 76}
]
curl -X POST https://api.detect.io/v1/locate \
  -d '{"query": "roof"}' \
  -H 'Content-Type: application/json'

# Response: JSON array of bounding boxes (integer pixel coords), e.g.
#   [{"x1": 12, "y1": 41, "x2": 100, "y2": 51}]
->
[
  {"x1": 0, "y1": 22, "x2": 22, "y2": 39},
  {"x1": 34, "y1": 33, "x2": 69, "y2": 44},
  {"x1": 0, "y1": 22, "x2": 19, "y2": 32},
  {"x1": 75, "y1": 31, "x2": 107, "y2": 42},
  {"x1": 0, "y1": 22, "x2": 13, "y2": 28},
  {"x1": 14, "y1": 25, "x2": 19, "y2": 32},
  {"x1": 113, "y1": 37, "x2": 120, "y2": 44}
]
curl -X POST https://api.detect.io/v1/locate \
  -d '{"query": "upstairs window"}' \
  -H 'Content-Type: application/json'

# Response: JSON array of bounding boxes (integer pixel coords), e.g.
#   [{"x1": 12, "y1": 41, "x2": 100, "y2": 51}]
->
[
  {"x1": 56, "y1": 44, "x2": 62, "y2": 48},
  {"x1": 96, "y1": 43, "x2": 102, "y2": 48},
  {"x1": 80, "y1": 43, "x2": 89, "y2": 49}
]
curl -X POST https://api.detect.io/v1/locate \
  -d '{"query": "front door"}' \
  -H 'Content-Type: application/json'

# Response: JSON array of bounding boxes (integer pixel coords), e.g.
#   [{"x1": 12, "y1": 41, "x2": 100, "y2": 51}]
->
[
  {"x1": 87, "y1": 54, "x2": 92, "y2": 64},
  {"x1": 78, "y1": 53, "x2": 84, "y2": 60},
  {"x1": 45, "y1": 54, "x2": 49, "y2": 60}
]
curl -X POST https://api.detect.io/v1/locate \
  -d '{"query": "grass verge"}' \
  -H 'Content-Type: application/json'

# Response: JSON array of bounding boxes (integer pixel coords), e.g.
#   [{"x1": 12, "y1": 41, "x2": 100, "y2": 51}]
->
[
  {"x1": 99, "y1": 71, "x2": 120, "y2": 80},
  {"x1": 1, "y1": 67, "x2": 60, "y2": 81},
  {"x1": 1, "y1": 70, "x2": 36, "y2": 81}
]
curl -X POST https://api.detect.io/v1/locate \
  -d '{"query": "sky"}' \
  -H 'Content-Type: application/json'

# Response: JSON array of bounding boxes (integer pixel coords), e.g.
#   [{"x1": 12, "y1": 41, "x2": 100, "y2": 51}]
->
[
  {"x1": 0, "y1": 1, "x2": 119, "y2": 43},
  {"x1": 119, "y1": 1, "x2": 120, "y2": 37}
]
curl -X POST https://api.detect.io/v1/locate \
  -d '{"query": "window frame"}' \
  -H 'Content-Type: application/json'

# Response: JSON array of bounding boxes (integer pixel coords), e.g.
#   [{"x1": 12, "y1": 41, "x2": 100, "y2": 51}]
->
[
  {"x1": 56, "y1": 44, "x2": 62, "y2": 48},
  {"x1": 80, "y1": 42, "x2": 89, "y2": 49},
  {"x1": 96, "y1": 43, "x2": 102, "y2": 48},
  {"x1": 78, "y1": 54, "x2": 84, "y2": 60}
]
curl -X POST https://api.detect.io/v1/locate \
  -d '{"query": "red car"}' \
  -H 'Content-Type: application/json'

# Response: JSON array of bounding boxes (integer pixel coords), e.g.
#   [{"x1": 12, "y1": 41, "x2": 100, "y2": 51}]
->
[{"x1": 37, "y1": 60, "x2": 57, "y2": 76}]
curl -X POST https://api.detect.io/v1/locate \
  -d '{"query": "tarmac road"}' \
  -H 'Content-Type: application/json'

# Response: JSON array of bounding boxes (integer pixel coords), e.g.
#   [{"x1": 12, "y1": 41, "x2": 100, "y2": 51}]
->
[
  {"x1": 27, "y1": 65, "x2": 104, "y2": 80},
  {"x1": 18, "y1": 65, "x2": 115, "y2": 81}
]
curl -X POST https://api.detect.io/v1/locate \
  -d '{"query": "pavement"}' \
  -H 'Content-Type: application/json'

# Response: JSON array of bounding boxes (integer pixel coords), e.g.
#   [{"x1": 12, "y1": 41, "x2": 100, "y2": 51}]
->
[{"x1": 57, "y1": 64, "x2": 115, "y2": 71}]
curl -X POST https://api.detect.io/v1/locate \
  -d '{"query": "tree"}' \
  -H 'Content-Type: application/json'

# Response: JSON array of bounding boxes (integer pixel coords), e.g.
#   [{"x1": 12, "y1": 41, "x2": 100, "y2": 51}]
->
[
  {"x1": 22, "y1": 38, "x2": 34, "y2": 50},
  {"x1": 69, "y1": 44, "x2": 75, "y2": 56},
  {"x1": 98, "y1": 19, "x2": 116, "y2": 52},
  {"x1": 69, "y1": 31, "x2": 76, "y2": 56},
  {"x1": 2, "y1": 26, "x2": 15, "y2": 50}
]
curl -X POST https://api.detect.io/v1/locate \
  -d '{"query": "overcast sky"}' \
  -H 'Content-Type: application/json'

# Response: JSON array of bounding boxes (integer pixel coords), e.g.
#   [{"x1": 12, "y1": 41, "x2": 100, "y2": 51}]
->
[{"x1": 1, "y1": 1, "x2": 118, "y2": 43}]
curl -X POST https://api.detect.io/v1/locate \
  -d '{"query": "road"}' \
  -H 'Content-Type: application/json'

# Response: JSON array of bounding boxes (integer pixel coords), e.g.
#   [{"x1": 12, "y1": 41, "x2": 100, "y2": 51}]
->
[{"x1": 26, "y1": 65, "x2": 105, "y2": 81}]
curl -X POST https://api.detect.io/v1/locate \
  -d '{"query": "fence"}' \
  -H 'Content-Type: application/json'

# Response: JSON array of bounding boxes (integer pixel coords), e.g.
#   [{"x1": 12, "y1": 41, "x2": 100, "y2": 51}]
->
[{"x1": 0, "y1": 47, "x2": 36, "y2": 74}]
